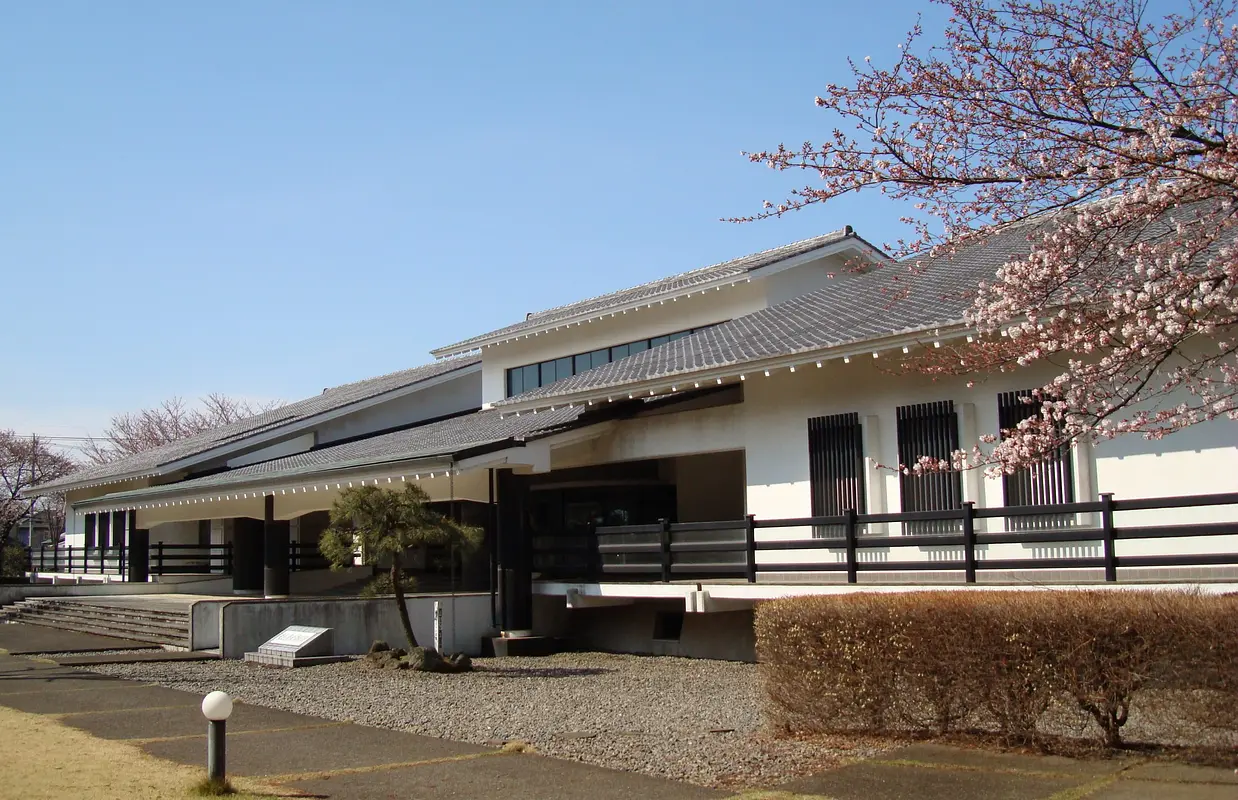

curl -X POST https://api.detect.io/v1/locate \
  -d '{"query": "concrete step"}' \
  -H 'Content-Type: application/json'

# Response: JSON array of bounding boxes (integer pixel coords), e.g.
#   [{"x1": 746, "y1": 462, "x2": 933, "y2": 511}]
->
[
  {"x1": 22, "y1": 609, "x2": 188, "y2": 639},
  {"x1": 15, "y1": 614, "x2": 188, "y2": 647},
  {"x1": 47, "y1": 602, "x2": 189, "y2": 625},
  {"x1": 8, "y1": 599, "x2": 191, "y2": 647}
]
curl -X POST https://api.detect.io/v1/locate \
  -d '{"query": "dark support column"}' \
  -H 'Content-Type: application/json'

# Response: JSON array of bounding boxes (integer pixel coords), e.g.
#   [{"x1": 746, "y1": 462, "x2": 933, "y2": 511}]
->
[
  {"x1": 84, "y1": 514, "x2": 97, "y2": 549},
  {"x1": 496, "y1": 469, "x2": 532, "y2": 633},
  {"x1": 128, "y1": 510, "x2": 150, "y2": 584},
  {"x1": 111, "y1": 510, "x2": 127, "y2": 550},
  {"x1": 263, "y1": 495, "x2": 290, "y2": 598},
  {"x1": 231, "y1": 517, "x2": 265, "y2": 596},
  {"x1": 98, "y1": 513, "x2": 111, "y2": 549}
]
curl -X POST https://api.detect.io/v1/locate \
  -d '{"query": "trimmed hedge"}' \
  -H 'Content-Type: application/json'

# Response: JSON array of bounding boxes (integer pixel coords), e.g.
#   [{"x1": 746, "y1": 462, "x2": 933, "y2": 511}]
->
[{"x1": 755, "y1": 590, "x2": 1238, "y2": 747}]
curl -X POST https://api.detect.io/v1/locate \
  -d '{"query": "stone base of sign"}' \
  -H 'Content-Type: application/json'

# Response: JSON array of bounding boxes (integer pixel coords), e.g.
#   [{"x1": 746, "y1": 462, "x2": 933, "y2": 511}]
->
[
  {"x1": 242, "y1": 625, "x2": 338, "y2": 668},
  {"x1": 242, "y1": 651, "x2": 351, "y2": 668}
]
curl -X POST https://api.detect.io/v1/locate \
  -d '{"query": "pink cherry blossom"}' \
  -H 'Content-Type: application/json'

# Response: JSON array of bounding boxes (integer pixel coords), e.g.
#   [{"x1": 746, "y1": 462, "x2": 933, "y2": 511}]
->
[{"x1": 734, "y1": 0, "x2": 1238, "y2": 475}]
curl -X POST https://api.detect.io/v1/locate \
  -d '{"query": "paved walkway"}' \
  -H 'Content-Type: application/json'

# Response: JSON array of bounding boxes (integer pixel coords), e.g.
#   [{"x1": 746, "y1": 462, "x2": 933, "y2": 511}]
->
[
  {"x1": 0, "y1": 625, "x2": 1232, "y2": 799},
  {"x1": 0, "y1": 622, "x2": 149, "y2": 653}
]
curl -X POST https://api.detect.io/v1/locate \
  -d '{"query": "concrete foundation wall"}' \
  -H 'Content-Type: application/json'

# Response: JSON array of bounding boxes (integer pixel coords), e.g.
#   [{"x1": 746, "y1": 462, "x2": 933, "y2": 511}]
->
[
  {"x1": 549, "y1": 599, "x2": 756, "y2": 661},
  {"x1": 218, "y1": 593, "x2": 492, "y2": 658},
  {"x1": 0, "y1": 580, "x2": 228, "y2": 606},
  {"x1": 190, "y1": 600, "x2": 222, "y2": 650}
]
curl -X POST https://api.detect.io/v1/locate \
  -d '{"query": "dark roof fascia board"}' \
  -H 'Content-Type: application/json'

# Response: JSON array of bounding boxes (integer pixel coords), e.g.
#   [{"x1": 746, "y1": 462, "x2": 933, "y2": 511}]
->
[
  {"x1": 155, "y1": 361, "x2": 482, "y2": 476},
  {"x1": 429, "y1": 235, "x2": 876, "y2": 358},
  {"x1": 495, "y1": 321, "x2": 972, "y2": 414}
]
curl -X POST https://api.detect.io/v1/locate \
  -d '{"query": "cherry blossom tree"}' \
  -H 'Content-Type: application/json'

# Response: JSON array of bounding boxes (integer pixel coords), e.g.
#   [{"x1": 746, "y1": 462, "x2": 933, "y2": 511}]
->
[
  {"x1": 82, "y1": 394, "x2": 283, "y2": 465},
  {"x1": 0, "y1": 431, "x2": 75, "y2": 571},
  {"x1": 739, "y1": 0, "x2": 1238, "y2": 474}
]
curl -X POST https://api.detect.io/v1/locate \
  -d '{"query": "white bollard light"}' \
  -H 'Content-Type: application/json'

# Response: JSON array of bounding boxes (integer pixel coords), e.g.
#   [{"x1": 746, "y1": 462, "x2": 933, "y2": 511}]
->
[{"x1": 201, "y1": 691, "x2": 233, "y2": 782}]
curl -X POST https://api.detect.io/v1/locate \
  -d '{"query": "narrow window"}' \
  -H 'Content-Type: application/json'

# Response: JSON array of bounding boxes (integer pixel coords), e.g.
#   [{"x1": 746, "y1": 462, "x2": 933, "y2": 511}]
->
[
  {"x1": 628, "y1": 340, "x2": 649, "y2": 354},
  {"x1": 896, "y1": 401, "x2": 963, "y2": 533},
  {"x1": 807, "y1": 412, "x2": 865, "y2": 537},
  {"x1": 522, "y1": 364, "x2": 540, "y2": 392},
  {"x1": 611, "y1": 343, "x2": 630, "y2": 360},
  {"x1": 507, "y1": 367, "x2": 524, "y2": 398},
  {"x1": 999, "y1": 391, "x2": 1074, "y2": 529}
]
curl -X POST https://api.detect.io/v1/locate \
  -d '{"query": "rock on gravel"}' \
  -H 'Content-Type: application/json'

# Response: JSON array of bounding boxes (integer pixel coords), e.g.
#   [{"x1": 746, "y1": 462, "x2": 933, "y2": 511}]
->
[{"x1": 81, "y1": 652, "x2": 879, "y2": 787}]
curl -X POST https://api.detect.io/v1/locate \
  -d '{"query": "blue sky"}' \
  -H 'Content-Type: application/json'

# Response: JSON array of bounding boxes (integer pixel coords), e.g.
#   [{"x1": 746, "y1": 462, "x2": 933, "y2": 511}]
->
[{"x1": 3, "y1": 1, "x2": 945, "y2": 450}]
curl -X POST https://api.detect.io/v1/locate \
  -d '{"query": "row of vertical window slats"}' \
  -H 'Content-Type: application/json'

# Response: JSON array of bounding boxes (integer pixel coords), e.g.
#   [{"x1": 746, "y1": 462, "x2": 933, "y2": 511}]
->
[
  {"x1": 998, "y1": 391, "x2": 1075, "y2": 529},
  {"x1": 808, "y1": 395, "x2": 1073, "y2": 535}
]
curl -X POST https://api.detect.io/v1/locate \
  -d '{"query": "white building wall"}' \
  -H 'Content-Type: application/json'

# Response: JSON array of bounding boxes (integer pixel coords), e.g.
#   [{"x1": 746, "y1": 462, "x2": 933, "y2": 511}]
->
[
  {"x1": 226, "y1": 433, "x2": 315, "y2": 469},
  {"x1": 315, "y1": 370, "x2": 481, "y2": 445},
  {"x1": 550, "y1": 356, "x2": 1238, "y2": 566},
  {"x1": 761, "y1": 253, "x2": 858, "y2": 307}
]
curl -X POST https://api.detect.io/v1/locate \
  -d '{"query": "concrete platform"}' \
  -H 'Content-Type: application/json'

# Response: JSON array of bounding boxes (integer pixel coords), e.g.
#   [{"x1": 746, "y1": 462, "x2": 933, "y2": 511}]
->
[
  {"x1": 0, "y1": 672, "x2": 128, "y2": 695},
  {"x1": 1, "y1": 682, "x2": 201, "y2": 715},
  {"x1": 0, "y1": 623, "x2": 149, "y2": 654},
  {"x1": 50, "y1": 650, "x2": 220, "y2": 666},
  {"x1": 285, "y1": 752, "x2": 724, "y2": 800},
  {"x1": 779, "y1": 761, "x2": 1082, "y2": 800},
  {"x1": 141, "y1": 721, "x2": 492, "y2": 777},
  {"x1": 62, "y1": 701, "x2": 338, "y2": 741}
]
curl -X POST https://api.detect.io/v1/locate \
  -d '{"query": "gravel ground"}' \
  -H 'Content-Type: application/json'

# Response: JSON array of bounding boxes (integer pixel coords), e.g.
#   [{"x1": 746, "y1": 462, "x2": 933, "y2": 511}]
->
[{"x1": 82, "y1": 653, "x2": 880, "y2": 788}]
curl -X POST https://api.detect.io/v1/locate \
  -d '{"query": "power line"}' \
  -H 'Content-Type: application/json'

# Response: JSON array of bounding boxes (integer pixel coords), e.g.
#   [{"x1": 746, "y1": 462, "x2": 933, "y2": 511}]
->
[{"x1": 10, "y1": 434, "x2": 120, "y2": 442}]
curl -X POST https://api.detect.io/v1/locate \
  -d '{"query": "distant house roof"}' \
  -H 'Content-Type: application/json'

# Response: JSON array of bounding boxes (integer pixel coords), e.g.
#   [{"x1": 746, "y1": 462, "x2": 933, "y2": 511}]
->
[
  {"x1": 75, "y1": 405, "x2": 587, "y2": 508},
  {"x1": 494, "y1": 225, "x2": 1033, "y2": 410},
  {"x1": 430, "y1": 228, "x2": 885, "y2": 357},
  {"x1": 34, "y1": 355, "x2": 482, "y2": 494}
]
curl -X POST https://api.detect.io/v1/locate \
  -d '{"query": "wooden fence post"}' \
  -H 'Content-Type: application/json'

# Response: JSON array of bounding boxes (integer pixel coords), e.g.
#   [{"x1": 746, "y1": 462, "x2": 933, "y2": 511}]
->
[
  {"x1": 962, "y1": 501, "x2": 977, "y2": 583},
  {"x1": 744, "y1": 515, "x2": 757, "y2": 583},
  {"x1": 1101, "y1": 493, "x2": 1117, "y2": 581},
  {"x1": 844, "y1": 508, "x2": 858, "y2": 584},
  {"x1": 659, "y1": 519, "x2": 672, "y2": 583}
]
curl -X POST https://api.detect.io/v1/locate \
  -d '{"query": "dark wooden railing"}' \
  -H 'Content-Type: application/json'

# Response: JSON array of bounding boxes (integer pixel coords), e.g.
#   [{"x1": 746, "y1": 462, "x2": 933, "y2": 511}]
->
[
  {"x1": 532, "y1": 491, "x2": 1238, "y2": 584},
  {"x1": 28, "y1": 545, "x2": 127, "y2": 575},
  {"x1": 149, "y1": 543, "x2": 233, "y2": 576},
  {"x1": 289, "y1": 542, "x2": 329, "y2": 572},
  {"x1": 26, "y1": 541, "x2": 328, "y2": 578}
]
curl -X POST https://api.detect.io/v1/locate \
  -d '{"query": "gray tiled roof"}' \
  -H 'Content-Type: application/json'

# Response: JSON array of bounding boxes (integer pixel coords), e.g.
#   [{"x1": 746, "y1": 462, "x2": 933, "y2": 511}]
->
[
  {"x1": 495, "y1": 226, "x2": 1033, "y2": 407},
  {"x1": 432, "y1": 229, "x2": 861, "y2": 356},
  {"x1": 37, "y1": 355, "x2": 482, "y2": 493},
  {"x1": 81, "y1": 405, "x2": 584, "y2": 504}
]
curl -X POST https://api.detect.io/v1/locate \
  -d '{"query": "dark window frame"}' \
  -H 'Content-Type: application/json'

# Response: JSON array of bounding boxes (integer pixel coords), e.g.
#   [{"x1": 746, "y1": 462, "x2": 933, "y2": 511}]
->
[{"x1": 504, "y1": 324, "x2": 714, "y2": 397}]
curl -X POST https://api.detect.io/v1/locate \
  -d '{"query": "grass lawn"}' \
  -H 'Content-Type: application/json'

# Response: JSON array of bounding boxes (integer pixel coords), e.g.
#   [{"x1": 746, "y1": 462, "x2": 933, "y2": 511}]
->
[{"x1": 0, "y1": 705, "x2": 292, "y2": 799}]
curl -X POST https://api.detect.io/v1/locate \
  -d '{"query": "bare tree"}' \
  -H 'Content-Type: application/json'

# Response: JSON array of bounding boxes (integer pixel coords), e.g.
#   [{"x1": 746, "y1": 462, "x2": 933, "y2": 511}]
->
[
  {"x1": 0, "y1": 430, "x2": 76, "y2": 569},
  {"x1": 82, "y1": 393, "x2": 284, "y2": 464}
]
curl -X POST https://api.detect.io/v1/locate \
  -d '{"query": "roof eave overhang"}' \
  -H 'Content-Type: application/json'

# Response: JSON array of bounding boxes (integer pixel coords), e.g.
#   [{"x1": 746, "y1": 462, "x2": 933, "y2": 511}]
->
[
  {"x1": 429, "y1": 237, "x2": 880, "y2": 358},
  {"x1": 493, "y1": 320, "x2": 974, "y2": 416},
  {"x1": 68, "y1": 431, "x2": 546, "y2": 513},
  {"x1": 26, "y1": 468, "x2": 164, "y2": 498},
  {"x1": 155, "y1": 361, "x2": 483, "y2": 476}
]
